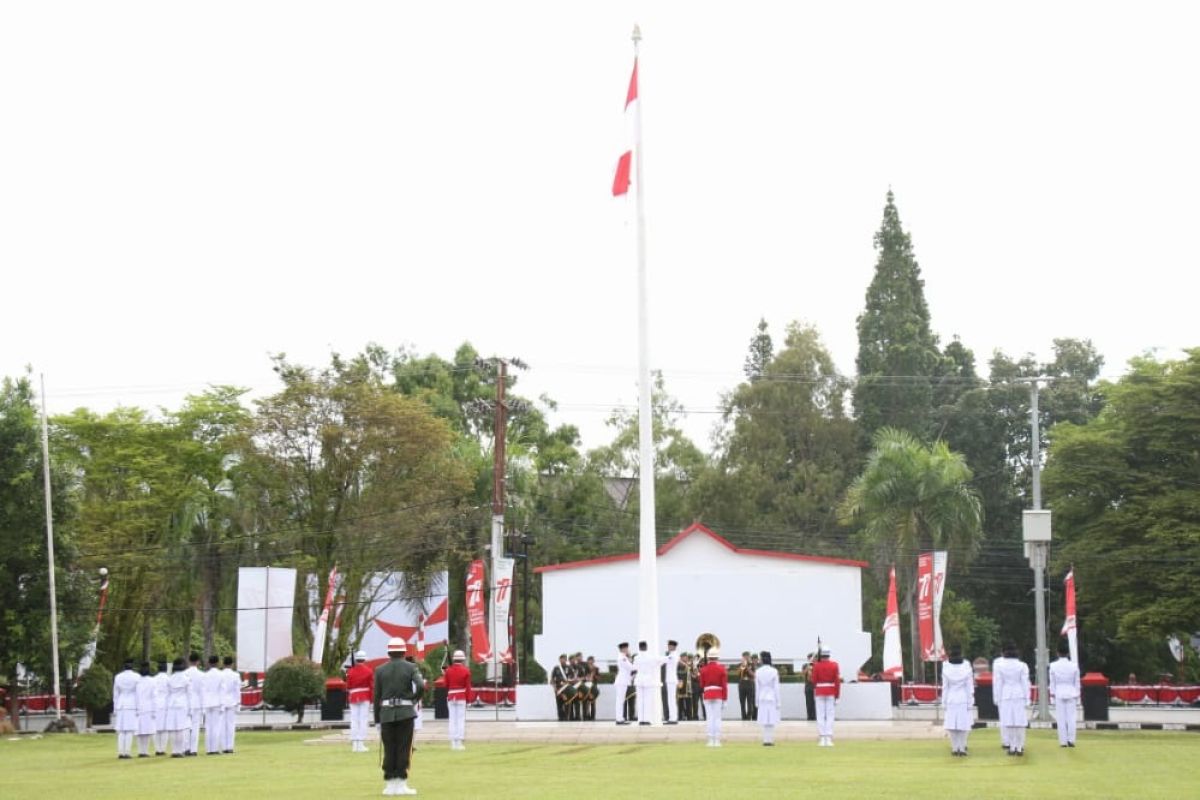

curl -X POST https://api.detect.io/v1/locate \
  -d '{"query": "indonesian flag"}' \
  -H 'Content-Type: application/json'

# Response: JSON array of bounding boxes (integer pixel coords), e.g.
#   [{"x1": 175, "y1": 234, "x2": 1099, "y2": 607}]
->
[
  {"x1": 612, "y1": 58, "x2": 638, "y2": 196},
  {"x1": 310, "y1": 565, "x2": 339, "y2": 666},
  {"x1": 881, "y1": 565, "x2": 903, "y2": 680},
  {"x1": 1061, "y1": 569, "x2": 1078, "y2": 664},
  {"x1": 416, "y1": 613, "x2": 426, "y2": 661},
  {"x1": 467, "y1": 560, "x2": 491, "y2": 663}
]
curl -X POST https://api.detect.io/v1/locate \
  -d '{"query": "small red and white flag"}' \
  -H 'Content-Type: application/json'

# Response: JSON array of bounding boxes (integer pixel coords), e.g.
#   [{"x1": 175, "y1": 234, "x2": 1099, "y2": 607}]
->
[
  {"x1": 612, "y1": 58, "x2": 638, "y2": 196},
  {"x1": 1061, "y1": 568, "x2": 1078, "y2": 663}
]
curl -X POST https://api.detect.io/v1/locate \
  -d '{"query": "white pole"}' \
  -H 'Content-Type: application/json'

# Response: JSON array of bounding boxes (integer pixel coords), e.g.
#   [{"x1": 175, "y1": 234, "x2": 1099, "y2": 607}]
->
[
  {"x1": 631, "y1": 24, "x2": 661, "y2": 725},
  {"x1": 39, "y1": 375, "x2": 63, "y2": 720},
  {"x1": 262, "y1": 566, "x2": 270, "y2": 726}
]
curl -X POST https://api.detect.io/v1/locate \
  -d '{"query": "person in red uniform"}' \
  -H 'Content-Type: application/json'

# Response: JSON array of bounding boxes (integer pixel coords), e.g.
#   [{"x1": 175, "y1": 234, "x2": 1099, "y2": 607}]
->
[
  {"x1": 346, "y1": 650, "x2": 374, "y2": 752},
  {"x1": 811, "y1": 647, "x2": 841, "y2": 747},
  {"x1": 443, "y1": 650, "x2": 474, "y2": 751},
  {"x1": 698, "y1": 648, "x2": 728, "y2": 747}
]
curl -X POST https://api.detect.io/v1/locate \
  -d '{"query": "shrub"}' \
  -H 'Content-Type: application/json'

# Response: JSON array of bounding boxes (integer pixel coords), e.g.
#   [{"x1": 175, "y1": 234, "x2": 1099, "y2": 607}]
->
[
  {"x1": 76, "y1": 663, "x2": 113, "y2": 728},
  {"x1": 263, "y1": 656, "x2": 324, "y2": 722}
]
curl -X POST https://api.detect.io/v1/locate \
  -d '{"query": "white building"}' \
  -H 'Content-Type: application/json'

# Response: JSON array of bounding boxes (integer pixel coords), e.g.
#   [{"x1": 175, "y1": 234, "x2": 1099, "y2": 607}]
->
[{"x1": 533, "y1": 523, "x2": 872, "y2": 674}]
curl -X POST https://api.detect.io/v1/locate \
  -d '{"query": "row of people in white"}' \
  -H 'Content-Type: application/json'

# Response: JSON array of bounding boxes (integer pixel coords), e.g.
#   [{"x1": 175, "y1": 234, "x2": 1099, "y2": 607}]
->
[
  {"x1": 613, "y1": 640, "x2": 686, "y2": 724},
  {"x1": 111, "y1": 654, "x2": 239, "y2": 759}
]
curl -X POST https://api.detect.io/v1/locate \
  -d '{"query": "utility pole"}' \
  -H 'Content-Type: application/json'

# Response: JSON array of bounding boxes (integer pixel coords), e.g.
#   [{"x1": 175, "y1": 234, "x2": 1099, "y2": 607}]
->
[
  {"x1": 39, "y1": 375, "x2": 63, "y2": 721},
  {"x1": 1018, "y1": 377, "x2": 1053, "y2": 722}
]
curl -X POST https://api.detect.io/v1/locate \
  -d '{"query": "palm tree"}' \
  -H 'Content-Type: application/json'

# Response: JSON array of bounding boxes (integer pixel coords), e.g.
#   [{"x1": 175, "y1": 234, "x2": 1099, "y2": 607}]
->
[{"x1": 840, "y1": 428, "x2": 983, "y2": 681}]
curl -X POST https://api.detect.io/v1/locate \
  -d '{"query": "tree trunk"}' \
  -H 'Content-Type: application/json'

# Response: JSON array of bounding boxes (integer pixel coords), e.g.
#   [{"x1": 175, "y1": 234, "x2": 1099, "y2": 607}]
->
[
  {"x1": 201, "y1": 545, "x2": 217, "y2": 661},
  {"x1": 142, "y1": 615, "x2": 152, "y2": 663}
]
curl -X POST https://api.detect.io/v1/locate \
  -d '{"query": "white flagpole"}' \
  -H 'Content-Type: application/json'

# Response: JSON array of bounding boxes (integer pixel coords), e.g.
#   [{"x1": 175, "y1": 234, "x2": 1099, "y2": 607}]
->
[
  {"x1": 39, "y1": 375, "x2": 63, "y2": 720},
  {"x1": 630, "y1": 24, "x2": 661, "y2": 725}
]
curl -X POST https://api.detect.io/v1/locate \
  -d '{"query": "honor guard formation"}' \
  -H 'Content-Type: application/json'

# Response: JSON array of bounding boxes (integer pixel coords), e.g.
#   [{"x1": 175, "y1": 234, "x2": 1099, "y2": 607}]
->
[{"x1": 111, "y1": 653, "x2": 240, "y2": 760}]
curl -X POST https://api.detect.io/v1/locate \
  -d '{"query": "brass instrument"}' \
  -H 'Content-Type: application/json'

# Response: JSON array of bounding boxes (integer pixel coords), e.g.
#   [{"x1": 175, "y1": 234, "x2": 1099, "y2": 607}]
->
[{"x1": 695, "y1": 632, "x2": 720, "y2": 661}]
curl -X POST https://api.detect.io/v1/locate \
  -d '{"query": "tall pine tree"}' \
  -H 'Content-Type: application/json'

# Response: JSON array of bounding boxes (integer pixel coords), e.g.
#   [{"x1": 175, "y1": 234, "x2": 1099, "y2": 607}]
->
[{"x1": 854, "y1": 190, "x2": 944, "y2": 439}]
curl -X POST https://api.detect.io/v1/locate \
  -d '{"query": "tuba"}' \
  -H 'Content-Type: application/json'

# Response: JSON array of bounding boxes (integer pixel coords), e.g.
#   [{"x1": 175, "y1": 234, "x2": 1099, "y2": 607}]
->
[{"x1": 695, "y1": 632, "x2": 720, "y2": 662}]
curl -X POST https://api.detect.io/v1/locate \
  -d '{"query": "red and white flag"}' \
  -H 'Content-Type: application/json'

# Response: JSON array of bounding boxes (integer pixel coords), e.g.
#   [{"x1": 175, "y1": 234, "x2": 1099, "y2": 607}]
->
[
  {"x1": 918, "y1": 552, "x2": 947, "y2": 662},
  {"x1": 881, "y1": 565, "x2": 903, "y2": 680},
  {"x1": 612, "y1": 58, "x2": 638, "y2": 196},
  {"x1": 1061, "y1": 568, "x2": 1078, "y2": 663},
  {"x1": 310, "y1": 565, "x2": 339, "y2": 666},
  {"x1": 467, "y1": 560, "x2": 491, "y2": 663}
]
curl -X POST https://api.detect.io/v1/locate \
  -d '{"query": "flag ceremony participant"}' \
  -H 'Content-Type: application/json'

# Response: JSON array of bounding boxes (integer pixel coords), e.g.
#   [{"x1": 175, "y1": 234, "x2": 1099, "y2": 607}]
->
[
  {"x1": 755, "y1": 651, "x2": 781, "y2": 746},
  {"x1": 152, "y1": 659, "x2": 170, "y2": 755},
  {"x1": 112, "y1": 659, "x2": 139, "y2": 759},
  {"x1": 1049, "y1": 641, "x2": 1081, "y2": 748},
  {"x1": 443, "y1": 649, "x2": 474, "y2": 750},
  {"x1": 941, "y1": 644, "x2": 974, "y2": 756},
  {"x1": 811, "y1": 648, "x2": 841, "y2": 747},
  {"x1": 347, "y1": 650, "x2": 375, "y2": 752},
  {"x1": 165, "y1": 657, "x2": 191, "y2": 757},
  {"x1": 738, "y1": 652, "x2": 756, "y2": 720},
  {"x1": 634, "y1": 641, "x2": 662, "y2": 725},
  {"x1": 990, "y1": 649, "x2": 1009, "y2": 751},
  {"x1": 202, "y1": 655, "x2": 225, "y2": 754},
  {"x1": 374, "y1": 637, "x2": 424, "y2": 796},
  {"x1": 993, "y1": 643, "x2": 1031, "y2": 756},
  {"x1": 662, "y1": 640, "x2": 680, "y2": 724},
  {"x1": 183, "y1": 652, "x2": 204, "y2": 755},
  {"x1": 698, "y1": 647, "x2": 727, "y2": 747},
  {"x1": 221, "y1": 656, "x2": 240, "y2": 753},
  {"x1": 614, "y1": 642, "x2": 635, "y2": 724},
  {"x1": 135, "y1": 661, "x2": 157, "y2": 757},
  {"x1": 551, "y1": 654, "x2": 570, "y2": 722}
]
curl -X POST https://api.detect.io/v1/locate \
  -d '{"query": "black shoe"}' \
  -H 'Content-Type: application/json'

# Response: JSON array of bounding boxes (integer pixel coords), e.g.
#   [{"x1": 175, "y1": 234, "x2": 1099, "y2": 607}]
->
[
  {"x1": 207, "y1": 752, "x2": 220, "y2": 756},
  {"x1": 615, "y1": 721, "x2": 630, "y2": 726},
  {"x1": 171, "y1": 754, "x2": 184, "y2": 759},
  {"x1": 763, "y1": 742, "x2": 774, "y2": 747},
  {"x1": 223, "y1": 750, "x2": 234, "y2": 754},
  {"x1": 1068, "y1": 742, "x2": 1075, "y2": 748},
  {"x1": 639, "y1": 721, "x2": 651, "y2": 726},
  {"x1": 664, "y1": 721, "x2": 678, "y2": 726},
  {"x1": 138, "y1": 754, "x2": 149, "y2": 758}
]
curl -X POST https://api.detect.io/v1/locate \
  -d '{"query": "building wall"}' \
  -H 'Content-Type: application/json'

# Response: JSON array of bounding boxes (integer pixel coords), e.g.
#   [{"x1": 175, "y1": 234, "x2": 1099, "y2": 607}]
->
[{"x1": 534, "y1": 531, "x2": 871, "y2": 674}]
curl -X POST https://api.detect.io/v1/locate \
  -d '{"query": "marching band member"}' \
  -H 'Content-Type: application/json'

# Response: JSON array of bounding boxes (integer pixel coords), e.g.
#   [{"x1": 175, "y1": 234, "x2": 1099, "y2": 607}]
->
[
  {"x1": 663, "y1": 640, "x2": 680, "y2": 725},
  {"x1": 811, "y1": 647, "x2": 840, "y2": 747},
  {"x1": 1049, "y1": 640, "x2": 1081, "y2": 748},
  {"x1": 551, "y1": 654, "x2": 570, "y2": 722},
  {"x1": 993, "y1": 642, "x2": 1031, "y2": 756},
  {"x1": 941, "y1": 644, "x2": 974, "y2": 756},
  {"x1": 347, "y1": 650, "x2": 375, "y2": 752},
  {"x1": 443, "y1": 650, "x2": 474, "y2": 750},
  {"x1": 698, "y1": 647, "x2": 727, "y2": 747},
  {"x1": 614, "y1": 643, "x2": 635, "y2": 725},
  {"x1": 738, "y1": 652, "x2": 756, "y2": 721},
  {"x1": 112, "y1": 659, "x2": 139, "y2": 759},
  {"x1": 582, "y1": 656, "x2": 599, "y2": 721},
  {"x1": 755, "y1": 651, "x2": 781, "y2": 746}
]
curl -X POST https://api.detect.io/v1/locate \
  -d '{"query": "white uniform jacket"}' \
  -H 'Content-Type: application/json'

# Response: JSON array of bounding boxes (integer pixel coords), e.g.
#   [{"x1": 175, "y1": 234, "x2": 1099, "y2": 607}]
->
[
  {"x1": 113, "y1": 669, "x2": 140, "y2": 712},
  {"x1": 615, "y1": 652, "x2": 636, "y2": 687},
  {"x1": 1048, "y1": 658, "x2": 1081, "y2": 701},
  {"x1": 221, "y1": 668, "x2": 241, "y2": 709},
  {"x1": 664, "y1": 650, "x2": 680, "y2": 687},
  {"x1": 202, "y1": 668, "x2": 224, "y2": 709}
]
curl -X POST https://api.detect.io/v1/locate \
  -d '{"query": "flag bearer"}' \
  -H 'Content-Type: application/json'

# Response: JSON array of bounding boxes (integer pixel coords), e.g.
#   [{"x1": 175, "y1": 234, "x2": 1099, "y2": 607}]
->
[
  {"x1": 374, "y1": 637, "x2": 424, "y2": 796},
  {"x1": 183, "y1": 652, "x2": 204, "y2": 756},
  {"x1": 347, "y1": 650, "x2": 375, "y2": 752},
  {"x1": 993, "y1": 642, "x2": 1030, "y2": 756},
  {"x1": 152, "y1": 659, "x2": 170, "y2": 755},
  {"x1": 135, "y1": 661, "x2": 157, "y2": 757},
  {"x1": 443, "y1": 650, "x2": 474, "y2": 750},
  {"x1": 112, "y1": 659, "x2": 139, "y2": 759},
  {"x1": 811, "y1": 648, "x2": 841, "y2": 747},
  {"x1": 634, "y1": 641, "x2": 663, "y2": 725},
  {"x1": 663, "y1": 640, "x2": 680, "y2": 724},
  {"x1": 221, "y1": 656, "x2": 240, "y2": 753},
  {"x1": 202, "y1": 655, "x2": 225, "y2": 754},
  {"x1": 613, "y1": 643, "x2": 635, "y2": 724},
  {"x1": 1049, "y1": 641, "x2": 1081, "y2": 748},
  {"x1": 755, "y1": 651, "x2": 781, "y2": 746},
  {"x1": 941, "y1": 644, "x2": 975, "y2": 756},
  {"x1": 165, "y1": 657, "x2": 192, "y2": 757}
]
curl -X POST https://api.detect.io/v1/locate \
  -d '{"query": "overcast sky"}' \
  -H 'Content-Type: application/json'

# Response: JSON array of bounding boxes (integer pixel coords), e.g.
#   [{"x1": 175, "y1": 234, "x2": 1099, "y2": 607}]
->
[{"x1": 3, "y1": 2, "x2": 1197, "y2": 450}]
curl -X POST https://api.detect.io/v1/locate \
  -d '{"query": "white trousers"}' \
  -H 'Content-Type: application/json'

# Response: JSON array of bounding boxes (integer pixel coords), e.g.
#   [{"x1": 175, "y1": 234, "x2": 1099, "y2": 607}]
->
[
  {"x1": 1055, "y1": 697, "x2": 1078, "y2": 745},
  {"x1": 350, "y1": 701, "x2": 370, "y2": 742},
  {"x1": 224, "y1": 705, "x2": 237, "y2": 751},
  {"x1": 117, "y1": 732, "x2": 133, "y2": 756},
  {"x1": 204, "y1": 706, "x2": 224, "y2": 753},
  {"x1": 635, "y1": 685, "x2": 655, "y2": 722},
  {"x1": 664, "y1": 682, "x2": 678, "y2": 722},
  {"x1": 448, "y1": 700, "x2": 466, "y2": 744},
  {"x1": 137, "y1": 733, "x2": 151, "y2": 755},
  {"x1": 614, "y1": 681, "x2": 630, "y2": 721},
  {"x1": 815, "y1": 695, "x2": 836, "y2": 738},
  {"x1": 1004, "y1": 725, "x2": 1027, "y2": 751},
  {"x1": 948, "y1": 729, "x2": 969, "y2": 752},
  {"x1": 761, "y1": 724, "x2": 776, "y2": 744},
  {"x1": 703, "y1": 699, "x2": 722, "y2": 741},
  {"x1": 190, "y1": 712, "x2": 202, "y2": 753},
  {"x1": 173, "y1": 729, "x2": 189, "y2": 755}
]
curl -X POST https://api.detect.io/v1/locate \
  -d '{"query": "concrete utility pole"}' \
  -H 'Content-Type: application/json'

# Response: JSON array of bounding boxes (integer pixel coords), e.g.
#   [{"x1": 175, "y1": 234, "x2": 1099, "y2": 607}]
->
[
  {"x1": 1018, "y1": 377, "x2": 1053, "y2": 722},
  {"x1": 40, "y1": 375, "x2": 63, "y2": 720}
]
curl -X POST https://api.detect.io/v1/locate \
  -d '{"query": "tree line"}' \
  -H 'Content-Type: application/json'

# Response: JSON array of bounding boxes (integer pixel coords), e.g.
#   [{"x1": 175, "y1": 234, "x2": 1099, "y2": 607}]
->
[{"x1": 2, "y1": 191, "x2": 1196, "y2": 701}]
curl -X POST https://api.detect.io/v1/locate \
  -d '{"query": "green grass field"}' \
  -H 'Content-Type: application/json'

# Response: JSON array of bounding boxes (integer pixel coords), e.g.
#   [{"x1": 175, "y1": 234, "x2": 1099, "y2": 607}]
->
[{"x1": 2, "y1": 730, "x2": 1198, "y2": 799}]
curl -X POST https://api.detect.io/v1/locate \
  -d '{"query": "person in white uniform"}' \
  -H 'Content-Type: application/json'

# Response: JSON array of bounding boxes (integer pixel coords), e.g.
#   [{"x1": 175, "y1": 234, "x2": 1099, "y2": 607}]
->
[
  {"x1": 992, "y1": 642, "x2": 1030, "y2": 756},
  {"x1": 135, "y1": 662, "x2": 158, "y2": 757},
  {"x1": 202, "y1": 654, "x2": 225, "y2": 754},
  {"x1": 754, "y1": 651, "x2": 781, "y2": 746},
  {"x1": 634, "y1": 641, "x2": 663, "y2": 725},
  {"x1": 941, "y1": 644, "x2": 975, "y2": 756},
  {"x1": 663, "y1": 640, "x2": 680, "y2": 725},
  {"x1": 990, "y1": 650, "x2": 1008, "y2": 751},
  {"x1": 613, "y1": 642, "x2": 635, "y2": 724},
  {"x1": 164, "y1": 657, "x2": 192, "y2": 757},
  {"x1": 221, "y1": 656, "x2": 240, "y2": 753},
  {"x1": 152, "y1": 660, "x2": 170, "y2": 755},
  {"x1": 112, "y1": 659, "x2": 140, "y2": 759},
  {"x1": 183, "y1": 652, "x2": 204, "y2": 756},
  {"x1": 1048, "y1": 641, "x2": 1081, "y2": 748}
]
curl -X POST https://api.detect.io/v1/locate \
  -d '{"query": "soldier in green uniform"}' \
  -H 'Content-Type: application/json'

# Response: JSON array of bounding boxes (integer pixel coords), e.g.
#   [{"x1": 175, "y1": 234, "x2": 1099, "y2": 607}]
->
[{"x1": 374, "y1": 637, "x2": 425, "y2": 797}]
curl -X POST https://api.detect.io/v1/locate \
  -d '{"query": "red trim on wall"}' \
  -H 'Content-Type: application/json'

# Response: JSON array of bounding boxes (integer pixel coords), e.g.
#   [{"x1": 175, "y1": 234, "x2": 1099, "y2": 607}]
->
[{"x1": 533, "y1": 522, "x2": 868, "y2": 573}]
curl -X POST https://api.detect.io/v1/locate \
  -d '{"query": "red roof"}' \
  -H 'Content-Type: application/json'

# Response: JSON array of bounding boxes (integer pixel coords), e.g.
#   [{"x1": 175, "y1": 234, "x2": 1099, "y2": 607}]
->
[{"x1": 533, "y1": 522, "x2": 868, "y2": 573}]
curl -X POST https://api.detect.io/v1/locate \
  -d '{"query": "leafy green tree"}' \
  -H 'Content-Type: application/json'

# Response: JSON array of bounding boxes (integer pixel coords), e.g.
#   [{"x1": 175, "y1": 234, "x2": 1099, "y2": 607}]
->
[
  {"x1": 692, "y1": 322, "x2": 861, "y2": 555},
  {"x1": 743, "y1": 318, "x2": 774, "y2": 382},
  {"x1": 263, "y1": 655, "x2": 325, "y2": 722},
  {"x1": 76, "y1": 662, "x2": 112, "y2": 728},
  {"x1": 853, "y1": 190, "x2": 945, "y2": 439},
  {"x1": 1045, "y1": 349, "x2": 1200, "y2": 680},
  {"x1": 840, "y1": 428, "x2": 983, "y2": 679}
]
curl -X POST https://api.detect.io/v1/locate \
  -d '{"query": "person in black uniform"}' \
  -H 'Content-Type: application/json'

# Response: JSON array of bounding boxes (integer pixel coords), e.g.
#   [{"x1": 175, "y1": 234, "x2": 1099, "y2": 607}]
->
[
  {"x1": 582, "y1": 656, "x2": 599, "y2": 721},
  {"x1": 738, "y1": 652, "x2": 756, "y2": 720},
  {"x1": 550, "y1": 654, "x2": 570, "y2": 722},
  {"x1": 374, "y1": 637, "x2": 425, "y2": 796}
]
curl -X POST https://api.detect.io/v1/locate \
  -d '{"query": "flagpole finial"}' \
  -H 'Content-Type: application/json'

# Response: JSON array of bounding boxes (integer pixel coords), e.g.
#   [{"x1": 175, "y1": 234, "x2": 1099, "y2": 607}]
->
[{"x1": 632, "y1": 24, "x2": 641, "y2": 44}]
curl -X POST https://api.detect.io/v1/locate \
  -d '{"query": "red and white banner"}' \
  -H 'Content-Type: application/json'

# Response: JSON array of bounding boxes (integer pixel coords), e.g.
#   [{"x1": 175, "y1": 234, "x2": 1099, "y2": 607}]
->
[
  {"x1": 611, "y1": 58, "x2": 638, "y2": 196},
  {"x1": 490, "y1": 557, "x2": 515, "y2": 664},
  {"x1": 1062, "y1": 569, "x2": 1078, "y2": 664},
  {"x1": 310, "y1": 565, "x2": 339, "y2": 666},
  {"x1": 78, "y1": 569, "x2": 111, "y2": 674},
  {"x1": 467, "y1": 560, "x2": 490, "y2": 664},
  {"x1": 881, "y1": 565, "x2": 903, "y2": 680},
  {"x1": 918, "y1": 552, "x2": 947, "y2": 661}
]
